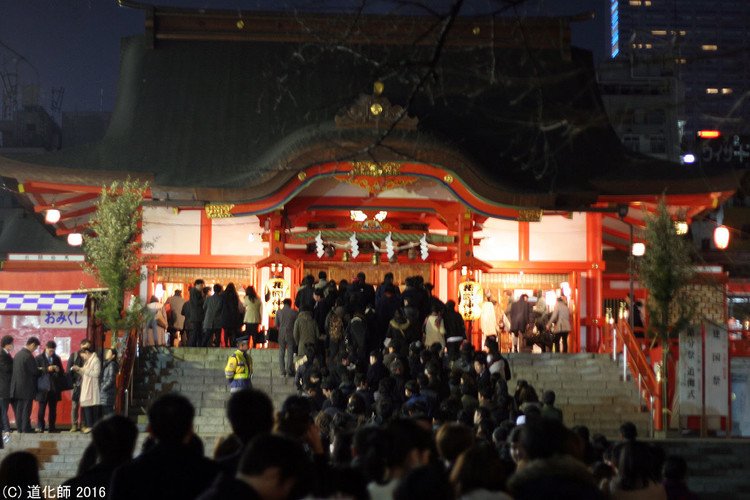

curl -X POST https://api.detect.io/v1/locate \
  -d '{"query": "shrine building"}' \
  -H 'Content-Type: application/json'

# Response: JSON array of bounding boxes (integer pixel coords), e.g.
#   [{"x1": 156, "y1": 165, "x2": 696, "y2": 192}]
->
[{"x1": 0, "y1": 6, "x2": 738, "y2": 352}]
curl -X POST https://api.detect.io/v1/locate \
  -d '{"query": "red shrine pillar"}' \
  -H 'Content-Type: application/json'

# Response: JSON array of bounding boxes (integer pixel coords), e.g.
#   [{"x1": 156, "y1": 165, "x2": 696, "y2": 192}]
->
[{"x1": 585, "y1": 213, "x2": 604, "y2": 353}]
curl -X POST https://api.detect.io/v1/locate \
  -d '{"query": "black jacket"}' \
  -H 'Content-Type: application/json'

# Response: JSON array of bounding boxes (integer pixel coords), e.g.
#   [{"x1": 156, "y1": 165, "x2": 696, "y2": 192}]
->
[
  {"x1": 187, "y1": 287, "x2": 206, "y2": 328},
  {"x1": 0, "y1": 349, "x2": 12, "y2": 399},
  {"x1": 67, "y1": 351, "x2": 85, "y2": 401},
  {"x1": 110, "y1": 443, "x2": 221, "y2": 500},
  {"x1": 10, "y1": 348, "x2": 40, "y2": 400},
  {"x1": 100, "y1": 359, "x2": 119, "y2": 406},
  {"x1": 35, "y1": 352, "x2": 64, "y2": 402}
]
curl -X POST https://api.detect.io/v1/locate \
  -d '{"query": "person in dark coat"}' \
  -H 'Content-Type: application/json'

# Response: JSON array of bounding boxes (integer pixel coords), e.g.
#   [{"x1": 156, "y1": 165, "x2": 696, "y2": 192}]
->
[
  {"x1": 0, "y1": 336, "x2": 13, "y2": 438},
  {"x1": 186, "y1": 279, "x2": 206, "y2": 347},
  {"x1": 198, "y1": 434, "x2": 312, "y2": 500},
  {"x1": 62, "y1": 415, "x2": 137, "y2": 492},
  {"x1": 295, "y1": 275, "x2": 316, "y2": 311},
  {"x1": 109, "y1": 393, "x2": 221, "y2": 500},
  {"x1": 346, "y1": 309, "x2": 368, "y2": 371},
  {"x1": 221, "y1": 283, "x2": 242, "y2": 348},
  {"x1": 216, "y1": 389, "x2": 274, "y2": 475},
  {"x1": 67, "y1": 338, "x2": 91, "y2": 433},
  {"x1": 443, "y1": 300, "x2": 466, "y2": 358},
  {"x1": 366, "y1": 350, "x2": 388, "y2": 392},
  {"x1": 349, "y1": 272, "x2": 376, "y2": 311},
  {"x1": 35, "y1": 341, "x2": 64, "y2": 432},
  {"x1": 99, "y1": 349, "x2": 119, "y2": 417},
  {"x1": 10, "y1": 337, "x2": 42, "y2": 433},
  {"x1": 509, "y1": 294, "x2": 532, "y2": 353}
]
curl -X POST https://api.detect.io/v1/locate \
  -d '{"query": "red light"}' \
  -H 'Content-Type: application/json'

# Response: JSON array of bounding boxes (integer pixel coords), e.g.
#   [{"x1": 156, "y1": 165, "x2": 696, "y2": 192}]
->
[{"x1": 698, "y1": 130, "x2": 721, "y2": 139}]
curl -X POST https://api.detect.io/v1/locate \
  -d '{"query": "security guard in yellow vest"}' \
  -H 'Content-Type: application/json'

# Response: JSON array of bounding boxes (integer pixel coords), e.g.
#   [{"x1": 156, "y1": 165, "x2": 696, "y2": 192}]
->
[{"x1": 225, "y1": 335, "x2": 253, "y2": 393}]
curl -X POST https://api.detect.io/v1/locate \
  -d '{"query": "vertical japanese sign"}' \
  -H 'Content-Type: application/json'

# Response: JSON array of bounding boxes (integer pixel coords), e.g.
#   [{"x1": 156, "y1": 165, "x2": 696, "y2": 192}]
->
[
  {"x1": 704, "y1": 323, "x2": 729, "y2": 426},
  {"x1": 678, "y1": 324, "x2": 703, "y2": 416}
]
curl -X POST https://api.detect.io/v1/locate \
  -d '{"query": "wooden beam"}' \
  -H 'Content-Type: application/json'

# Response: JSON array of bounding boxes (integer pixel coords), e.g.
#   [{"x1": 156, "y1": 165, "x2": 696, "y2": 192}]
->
[
  {"x1": 59, "y1": 205, "x2": 97, "y2": 222},
  {"x1": 33, "y1": 192, "x2": 99, "y2": 212}
]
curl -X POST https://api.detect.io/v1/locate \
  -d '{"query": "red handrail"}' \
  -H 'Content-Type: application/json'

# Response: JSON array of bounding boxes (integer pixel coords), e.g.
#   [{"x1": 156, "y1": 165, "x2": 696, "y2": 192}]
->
[
  {"x1": 605, "y1": 319, "x2": 663, "y2": 432},
  {"x1": 114, "y1": 329, "x2": 138, "y2": 415}
]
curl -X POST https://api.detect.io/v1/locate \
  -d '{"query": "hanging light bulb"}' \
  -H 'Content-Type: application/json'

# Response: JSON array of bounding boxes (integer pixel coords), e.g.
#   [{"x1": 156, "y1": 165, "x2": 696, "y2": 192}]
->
[
  {"x1": 631, "y1": 242, "x2": 646, "y2": 257},
  {"x1": 67, "y1": 232, "x2": 83, "y2": 246},
  {"x1": 45, "y1": 209, "x2": 61, "y2": 224},
  {"x1": 674, "y1": 221, "x2": 688, "y2": 235},
  {"x1": 714, "y1": 225, "x2": 730, "y2": 249}
]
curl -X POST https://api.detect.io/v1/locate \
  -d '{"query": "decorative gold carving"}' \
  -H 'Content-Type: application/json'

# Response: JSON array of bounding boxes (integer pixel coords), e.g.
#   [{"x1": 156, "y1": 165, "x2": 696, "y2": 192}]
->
[
  {"x1": 297, "y1": 171, "x2": 307, "y2": 181},
  {"x1": 351, "y1": 161, "x2": 401, "y2": 177},
  {"x1": 443, "y1": 175, "x2": 454, "y2": 184},
  {"x1": 517, "y1": 209, "x2": 543, "y2": 222},
  {"x1": 205, "y1": 204, "x2": 234, "y2": 219},
  {"x1": 334, "y1": 175, "x2": 417, "y2": 194},
  {"x1": 335, "y1": 94, "x2": 418, "y2": 130}
]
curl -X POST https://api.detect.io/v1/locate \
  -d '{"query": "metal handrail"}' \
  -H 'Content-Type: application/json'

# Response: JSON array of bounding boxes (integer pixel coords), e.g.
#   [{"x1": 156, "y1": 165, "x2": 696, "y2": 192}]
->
[{"x1": 606, "y1": 318, "x2": 662, "y2": 433}]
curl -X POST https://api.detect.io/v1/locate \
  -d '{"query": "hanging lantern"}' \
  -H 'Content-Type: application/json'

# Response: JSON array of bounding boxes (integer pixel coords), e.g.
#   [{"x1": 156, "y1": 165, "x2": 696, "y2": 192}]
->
[
  {"x1": 674, "y1": 221, "x2": 689, "y2": 235},
  {"x1": 342, "y1": 251, "x2": 350, "y2": 262},
  {"x1": 45, "y1": 209, "x2": 61, "y2": 224},
  {"x1": 263, "y1": 277, "x2": 289, "y2": 318},
  {"x1": 631, "y1": 242, "x2": 645, "y2": 257},
  {"x1": 457, "y1": 281, "x2": 484, "y2": 320},
  {"x1": 67, "y1": 232, "x2": 83, "y2": 246},
  {"x1": 714, "y1": 225, "x2": 730, "y2": 249},
  {"x1": 371, "y1": 253, "x2": 380, "y2": 265}
]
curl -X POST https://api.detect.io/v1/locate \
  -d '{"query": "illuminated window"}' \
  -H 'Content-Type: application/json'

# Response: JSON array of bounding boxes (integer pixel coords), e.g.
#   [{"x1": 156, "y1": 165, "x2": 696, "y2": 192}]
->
[
  {"x1": 675, "y1": 58, "x2": 687, "y2": 64},
  {"x1": 629, "y1": 0, "x2": 641, "y2": 5},
  {"x1": 645, "y1": 43, "x2": 653, "y2": 49},
  {"x1": 679, "y1": 30, "x2": 686, "y2": 35},
  {"x1": 706, "y1": 88, "x2": 719, "y2": 94},
  {"x1": 702, "y1": 45, "x2": 718, "y2": 51},
  {"x1": 644, "y1": 0, "x2": 651, "y2": 5},
  {"x1": 651, "y1": 30, "x2": 667, "y2": 35},
  {"x1": 722, "y1": 88, "x2": 733, "y2": 95}
]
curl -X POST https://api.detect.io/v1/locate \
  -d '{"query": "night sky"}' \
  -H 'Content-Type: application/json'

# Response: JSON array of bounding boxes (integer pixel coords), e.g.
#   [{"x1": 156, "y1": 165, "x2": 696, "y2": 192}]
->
[{"x1": 1, "y1": 0, "x2": 607, "y2": 114}]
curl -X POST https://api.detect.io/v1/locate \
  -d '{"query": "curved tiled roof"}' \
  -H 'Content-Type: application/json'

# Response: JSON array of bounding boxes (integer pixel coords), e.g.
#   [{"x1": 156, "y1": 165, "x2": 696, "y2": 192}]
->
[{"x1": 0, "y1": 13, "x2": 739, "y2": 209}]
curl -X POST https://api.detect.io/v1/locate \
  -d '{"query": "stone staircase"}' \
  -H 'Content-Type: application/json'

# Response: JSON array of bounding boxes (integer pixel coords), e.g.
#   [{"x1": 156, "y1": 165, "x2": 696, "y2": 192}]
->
[
  {"x1": 131, "y1": 347, "x2": 298, "y2": 438},
  {"x1": 653, "y1": 439, "x2": 750, "y2": 500},
  {"x1": 507, "y1": 353, "x2": 651, "y2": 439}
]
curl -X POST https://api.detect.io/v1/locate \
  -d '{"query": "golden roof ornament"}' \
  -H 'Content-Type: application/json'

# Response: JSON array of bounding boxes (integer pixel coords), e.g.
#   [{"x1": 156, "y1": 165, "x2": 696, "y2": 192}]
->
[{"x1": 335, "y1": 94, "x2": 418, "y2": 130}]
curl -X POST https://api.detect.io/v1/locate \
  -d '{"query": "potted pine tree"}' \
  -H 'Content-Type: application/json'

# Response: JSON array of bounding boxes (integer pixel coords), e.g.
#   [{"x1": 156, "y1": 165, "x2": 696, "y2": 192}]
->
[{"x1": 82, "y1": 179, "x2": 150, "y2": 352}]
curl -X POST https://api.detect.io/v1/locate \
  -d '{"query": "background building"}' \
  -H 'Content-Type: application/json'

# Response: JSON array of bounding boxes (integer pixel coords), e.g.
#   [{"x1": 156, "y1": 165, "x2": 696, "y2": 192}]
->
[{"x1": 609, "y1": 0, "x2": 750, "y2": 138}]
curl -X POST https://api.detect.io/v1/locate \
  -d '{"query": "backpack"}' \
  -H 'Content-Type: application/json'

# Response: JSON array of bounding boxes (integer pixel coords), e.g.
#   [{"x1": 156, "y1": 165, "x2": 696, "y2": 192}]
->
[{"x1": 328, "y1": 313, "x2": 344, "y2": 342}]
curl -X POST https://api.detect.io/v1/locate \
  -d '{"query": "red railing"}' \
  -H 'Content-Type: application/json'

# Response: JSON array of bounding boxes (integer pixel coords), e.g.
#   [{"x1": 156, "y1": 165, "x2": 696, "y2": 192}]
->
[
  {"x1": 114, "y1": 329, "x2": 138, "y2": 415},
  {"x1": 603, "y1": 319, "x2": 663, "y2": 433}
]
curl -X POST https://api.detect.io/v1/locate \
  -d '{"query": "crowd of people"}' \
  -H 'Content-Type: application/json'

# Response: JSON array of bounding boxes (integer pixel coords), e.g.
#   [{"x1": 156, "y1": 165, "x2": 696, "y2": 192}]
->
[
  {"x1": 0, "y1": 272, "x2": 699, "y2": 499},
  {"x1": 0, "y1": 388, "x2": 698, "y2": 500},
  {"x1": 0, "y1": 336, "x2": 119, "y2": 443}
]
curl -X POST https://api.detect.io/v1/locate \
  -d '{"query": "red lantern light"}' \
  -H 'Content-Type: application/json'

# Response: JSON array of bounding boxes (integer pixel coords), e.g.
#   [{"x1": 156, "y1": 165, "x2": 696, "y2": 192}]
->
[
  {"x1": 697, "y1": 130, "x2": 721, "y2": 139},
  {"x1": 713, "y1": 225, "x2": 730, "y2": 249}
]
